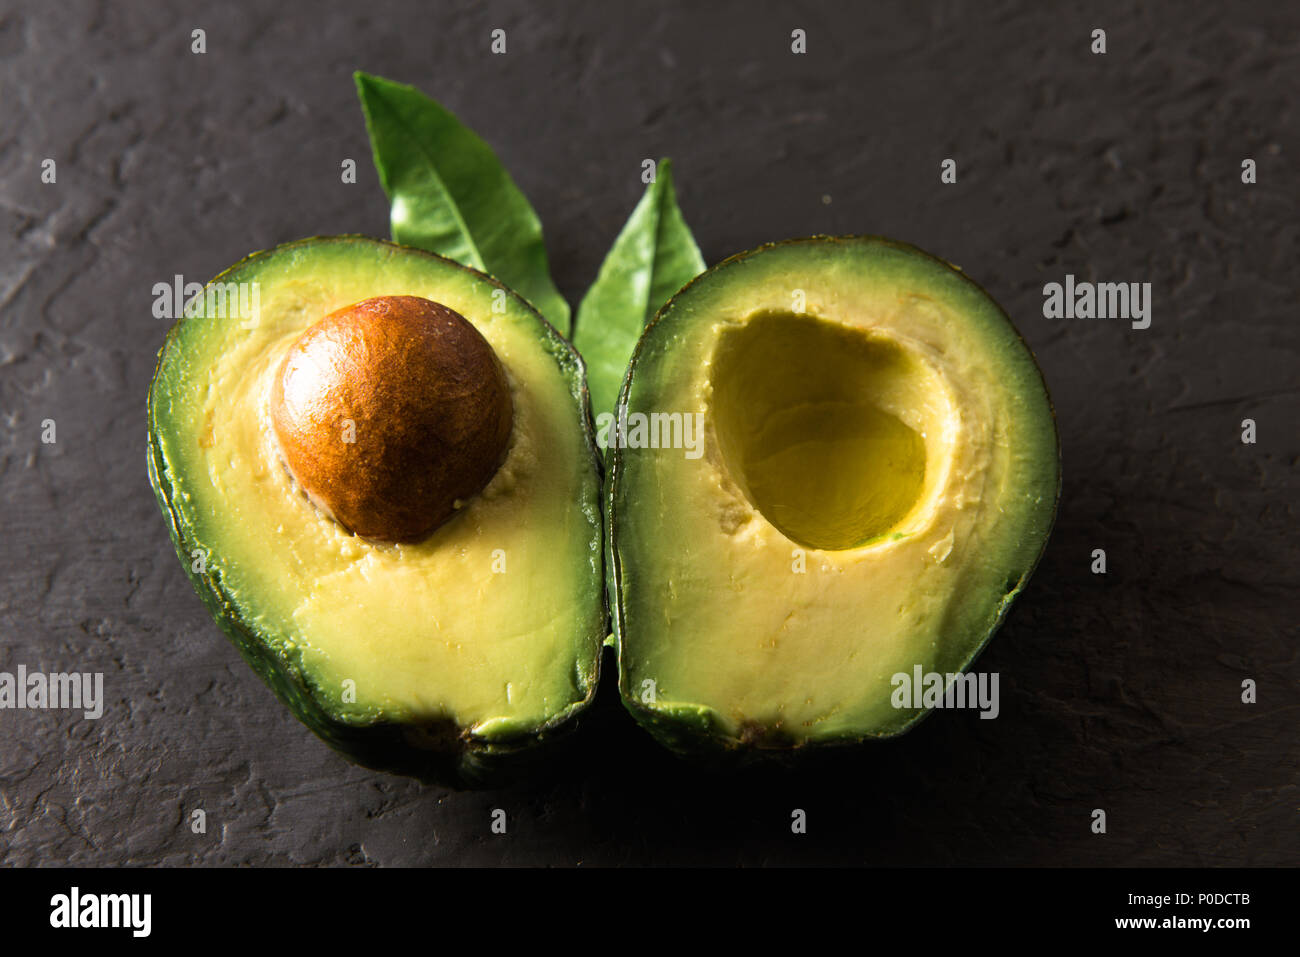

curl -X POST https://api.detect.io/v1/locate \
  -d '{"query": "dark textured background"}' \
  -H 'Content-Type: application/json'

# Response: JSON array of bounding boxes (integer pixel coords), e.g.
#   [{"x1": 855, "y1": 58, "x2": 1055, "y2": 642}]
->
[{"x1": 1, "y1": 0, "x2": 1296, "y2": 866}]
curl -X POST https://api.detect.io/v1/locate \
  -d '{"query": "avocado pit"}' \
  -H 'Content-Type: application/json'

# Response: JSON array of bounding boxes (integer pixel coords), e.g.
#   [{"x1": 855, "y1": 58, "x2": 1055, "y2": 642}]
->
[{"x1": 270, "y1": 295, "x2": 513, "y2": 544}]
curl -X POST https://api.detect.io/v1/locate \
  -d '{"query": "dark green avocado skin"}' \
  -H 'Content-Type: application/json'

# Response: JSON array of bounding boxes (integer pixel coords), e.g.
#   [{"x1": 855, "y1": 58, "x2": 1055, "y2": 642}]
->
[
  {"x1": 146, "y1": 236, "x2": 605, "y2": 788},
  {"x1": 606, "y1": 235, "x2": 1062, "y2": 762}
]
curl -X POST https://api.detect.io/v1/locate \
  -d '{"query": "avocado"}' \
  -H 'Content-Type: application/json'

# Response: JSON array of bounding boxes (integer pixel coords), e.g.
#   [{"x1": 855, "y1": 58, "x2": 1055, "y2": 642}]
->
[
  {"x1": 147, "y1": 236, "x2": 606, "y2": 785},
  {"x1": 607, "y1": 236, "x2": 1059, "y2": 755}
]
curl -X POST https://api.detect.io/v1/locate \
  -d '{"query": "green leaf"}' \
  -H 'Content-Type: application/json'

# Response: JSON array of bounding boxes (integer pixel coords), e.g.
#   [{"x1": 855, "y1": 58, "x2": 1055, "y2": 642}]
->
[
  {"x1": 573, "y1": 158, "x2": 705, "y2": 420},
  {"x1": 354, "y1": 71, "x2": 571, "y2": 334}
]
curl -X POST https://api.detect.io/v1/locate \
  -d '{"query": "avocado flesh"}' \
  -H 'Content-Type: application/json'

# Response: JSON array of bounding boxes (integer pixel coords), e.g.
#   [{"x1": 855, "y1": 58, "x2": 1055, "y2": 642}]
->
[
  {"x1": 609, "y1": 236, "x2": 1059, "y2": 752},
  {"x1": 147, "y1": 237, "x2": 605, "y2": 783}
]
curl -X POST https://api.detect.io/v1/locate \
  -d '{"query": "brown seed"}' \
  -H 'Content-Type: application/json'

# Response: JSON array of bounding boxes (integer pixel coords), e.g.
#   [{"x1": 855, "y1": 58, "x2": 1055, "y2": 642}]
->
[{"x1": 270, "y1": 295, "x2": 513, "y2": 543}]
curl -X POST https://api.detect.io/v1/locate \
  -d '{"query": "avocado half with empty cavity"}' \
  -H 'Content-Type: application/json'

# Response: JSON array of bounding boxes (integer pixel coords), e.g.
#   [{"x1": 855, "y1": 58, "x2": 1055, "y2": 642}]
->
[
  {"x1": 147, "y1": 236, "x2": 606, "y2": 785},
  {"x1": 608, "y1": 236, "x2": 1060, "y2": 755}
]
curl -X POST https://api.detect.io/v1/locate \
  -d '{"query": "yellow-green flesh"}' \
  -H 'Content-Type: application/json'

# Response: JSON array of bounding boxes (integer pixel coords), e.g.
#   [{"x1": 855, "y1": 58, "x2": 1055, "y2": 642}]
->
[
  {"x1": 149, "y1": 239, "x2": 604, "y2": 739},
  {"x1": 613, "y1": 238, "x2": 1058, "y2": 743}
]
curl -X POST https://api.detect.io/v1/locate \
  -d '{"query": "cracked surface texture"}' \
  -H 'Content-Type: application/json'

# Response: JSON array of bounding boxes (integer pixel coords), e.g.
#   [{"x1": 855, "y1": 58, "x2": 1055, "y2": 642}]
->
[{"x1": 0, "y1": 0, "x2": 1296, "y2": 865}]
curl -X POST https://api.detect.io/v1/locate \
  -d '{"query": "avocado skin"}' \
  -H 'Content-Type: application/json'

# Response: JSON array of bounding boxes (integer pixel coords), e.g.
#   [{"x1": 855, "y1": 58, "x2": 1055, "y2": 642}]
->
[
  {"x1": 607, "y1": 235, "x2": 1062, "y2": 761},
  {"x1": 146, "y1": 236, "x2": 605, "y2": 788}
]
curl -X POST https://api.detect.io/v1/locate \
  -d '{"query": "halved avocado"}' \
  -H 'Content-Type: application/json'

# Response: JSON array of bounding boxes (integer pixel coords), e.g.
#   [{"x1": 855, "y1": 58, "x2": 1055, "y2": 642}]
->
[
  {"x1": 609, "y1": 236, "x2": 1059, "y2": 755},
  {"x1": 147, "y1": 236, "x2": 605, "y2": 785}
]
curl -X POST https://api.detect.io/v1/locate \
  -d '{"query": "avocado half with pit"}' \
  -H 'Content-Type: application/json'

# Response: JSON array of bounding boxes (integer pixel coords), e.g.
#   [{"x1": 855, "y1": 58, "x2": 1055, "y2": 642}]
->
[
  {"x1": 147, "y1": 236, "x2": 606, "y2": 785},
  {"x1": 608, "y1": 236, "x2": 1059, "y2": 754}
]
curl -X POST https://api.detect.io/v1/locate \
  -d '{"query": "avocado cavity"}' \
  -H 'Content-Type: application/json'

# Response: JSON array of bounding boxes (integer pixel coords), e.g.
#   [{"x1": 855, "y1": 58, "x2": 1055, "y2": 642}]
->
[{"x1": 710, "y1": 311, "x2": 954, "y2": 550}]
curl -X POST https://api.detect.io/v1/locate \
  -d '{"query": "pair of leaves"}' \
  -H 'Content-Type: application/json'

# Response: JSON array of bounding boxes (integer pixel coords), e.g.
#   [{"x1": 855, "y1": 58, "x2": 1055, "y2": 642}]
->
[{"x1": 355, "y1": 72, "x2": 703, "y2": 419}]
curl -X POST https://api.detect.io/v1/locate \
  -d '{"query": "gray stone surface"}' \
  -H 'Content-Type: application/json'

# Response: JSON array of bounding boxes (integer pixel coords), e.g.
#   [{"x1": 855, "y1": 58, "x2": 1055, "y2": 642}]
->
[{"x1": 0, "y1": 0, "x2": 1295, "y2": 865}]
